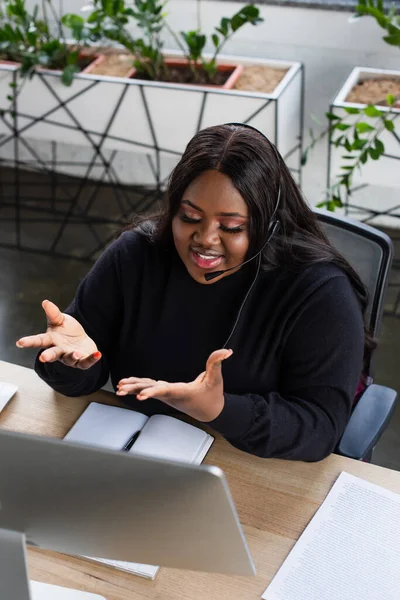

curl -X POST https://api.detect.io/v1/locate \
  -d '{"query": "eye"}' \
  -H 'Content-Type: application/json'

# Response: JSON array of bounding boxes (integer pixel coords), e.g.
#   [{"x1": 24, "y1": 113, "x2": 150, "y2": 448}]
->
[
  {"x1": 220, "y1": 224, "x2": 245, "y2": 234},
  {"x1": 180, "y1": 213, "x2": 202, "y2": 224}
]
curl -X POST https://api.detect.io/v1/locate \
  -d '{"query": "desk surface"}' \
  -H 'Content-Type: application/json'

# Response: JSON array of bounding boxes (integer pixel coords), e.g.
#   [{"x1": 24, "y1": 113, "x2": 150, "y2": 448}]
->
[{"x1": 2, "y1": 359, "x2": 400, "y2": 600}]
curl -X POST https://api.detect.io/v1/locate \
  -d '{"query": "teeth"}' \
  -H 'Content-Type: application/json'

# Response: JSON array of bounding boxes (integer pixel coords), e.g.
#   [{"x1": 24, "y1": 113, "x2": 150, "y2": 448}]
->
[{"x1": 197, "y1": 253, "x2": 220, "y2": 260}]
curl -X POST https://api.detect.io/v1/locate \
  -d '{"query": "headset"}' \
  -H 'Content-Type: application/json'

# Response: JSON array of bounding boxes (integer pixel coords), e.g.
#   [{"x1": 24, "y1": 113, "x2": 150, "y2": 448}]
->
[
  {"x1": 204, "y1": 122, "x2": 282, "y2": 282},
  {"x1": 203, "y1": 122, "x2": 283, "y2": 348}
]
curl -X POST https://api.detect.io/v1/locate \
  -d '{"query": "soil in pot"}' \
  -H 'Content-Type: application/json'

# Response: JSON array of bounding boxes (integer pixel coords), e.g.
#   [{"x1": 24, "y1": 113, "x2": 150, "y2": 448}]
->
[
  {"x1": 233, "y1": 65, "x2": 288, "y2": 94},
  {"x1": 131, "y1": 63, "x2": 235, "y2": 86},
  {"x1": 346, "y1": 78, "x2": 400, "y2": 107},
  {"x1": 83, "y1": 48, "x2": 135, "y2": 78},
  {"x1": 88, "y1": 48, "x2": 288, "y2": 94}
]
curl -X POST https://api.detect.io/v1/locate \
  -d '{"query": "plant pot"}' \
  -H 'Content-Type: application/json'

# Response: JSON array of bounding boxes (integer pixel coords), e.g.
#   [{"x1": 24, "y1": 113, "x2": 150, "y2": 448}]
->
[
  {"x1": 36, "y1": 52, "x2": 105, "y2": 75},
  {"x1": 0, "y1": 51, "x2": 304, "y2": 188},
  {"x1": 328, "y1": 67, "x2": 400, "y2": 227},
  {"x1": 0, "y1": 59, "x2": 20, "y2": 67},
  {"x1": 131, "y1": 58, "x2": 244, "y2": 90}
]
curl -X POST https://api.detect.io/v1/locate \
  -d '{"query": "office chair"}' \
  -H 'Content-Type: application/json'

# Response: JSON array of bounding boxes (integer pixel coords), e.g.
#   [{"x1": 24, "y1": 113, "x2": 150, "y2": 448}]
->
[{"x1": 315, "y1": 208, "x2": 398, "y2": 461}]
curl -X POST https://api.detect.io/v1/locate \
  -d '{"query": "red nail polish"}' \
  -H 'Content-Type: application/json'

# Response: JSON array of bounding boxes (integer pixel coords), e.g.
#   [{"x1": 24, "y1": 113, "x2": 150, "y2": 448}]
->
[{"x1": 93, "y1": 351, "x2": 102, "y2": 359}]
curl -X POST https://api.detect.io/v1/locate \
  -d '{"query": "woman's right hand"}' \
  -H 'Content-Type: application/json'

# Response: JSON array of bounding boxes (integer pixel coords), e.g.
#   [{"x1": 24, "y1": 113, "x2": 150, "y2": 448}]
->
[{"x1": 16, "y1": 300, "x2": 102, "y2": 370}]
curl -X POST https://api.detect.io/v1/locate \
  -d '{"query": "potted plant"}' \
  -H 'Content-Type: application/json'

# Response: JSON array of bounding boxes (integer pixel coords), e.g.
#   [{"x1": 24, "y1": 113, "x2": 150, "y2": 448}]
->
[
  {"x1": 0, "y1": 0, "x2": 103, "y2": 84},
  {"x1": 0, "y1": 0, "x2": 305, "y2": 258},
  {"x1": 302, "y1": 0, "x2": 399, "y2": 224},
  {"x1": 77, "y1": 0, "x2": 263, "y2": 88}
]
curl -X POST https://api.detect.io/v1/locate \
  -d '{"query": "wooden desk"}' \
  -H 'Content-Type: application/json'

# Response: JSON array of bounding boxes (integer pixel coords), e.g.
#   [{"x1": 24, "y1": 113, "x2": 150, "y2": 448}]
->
[{"x1": 1, "y1": 359, "x2": 400, "y2": 600}]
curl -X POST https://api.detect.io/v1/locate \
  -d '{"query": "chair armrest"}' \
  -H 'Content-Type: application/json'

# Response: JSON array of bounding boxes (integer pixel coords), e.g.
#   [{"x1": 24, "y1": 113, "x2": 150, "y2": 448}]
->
[{"x1": 337, "y1": 384, "x2": 398, "y2": 460}]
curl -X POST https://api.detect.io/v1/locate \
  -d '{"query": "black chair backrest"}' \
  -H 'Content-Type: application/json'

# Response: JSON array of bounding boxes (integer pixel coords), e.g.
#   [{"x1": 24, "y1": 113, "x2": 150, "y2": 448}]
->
[{"x1": 314, "y1": 209, "x2": 393, "y2": 373}]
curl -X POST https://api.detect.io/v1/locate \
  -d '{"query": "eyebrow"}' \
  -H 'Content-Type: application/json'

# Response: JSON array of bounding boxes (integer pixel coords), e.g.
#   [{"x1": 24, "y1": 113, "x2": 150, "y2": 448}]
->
[{"x1": 181, "y1": 199, "x2": 248, "y2": 219}]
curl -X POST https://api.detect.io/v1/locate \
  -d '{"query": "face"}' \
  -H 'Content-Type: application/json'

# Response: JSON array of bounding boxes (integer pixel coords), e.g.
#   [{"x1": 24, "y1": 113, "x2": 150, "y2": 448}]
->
[{"x1": 172, "y1": 170, "x2": 250, "y2": 285}]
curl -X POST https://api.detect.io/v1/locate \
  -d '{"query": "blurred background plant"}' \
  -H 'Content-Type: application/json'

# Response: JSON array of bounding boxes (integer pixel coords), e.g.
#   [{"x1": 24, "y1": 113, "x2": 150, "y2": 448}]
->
[{"x1": 302, "y1": 0, "x2": 399, "y2": 211}]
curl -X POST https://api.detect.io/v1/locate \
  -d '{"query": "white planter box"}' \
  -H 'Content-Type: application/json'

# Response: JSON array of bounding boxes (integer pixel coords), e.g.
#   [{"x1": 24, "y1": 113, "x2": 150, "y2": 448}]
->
[
  {"x1": 0, "y1": 52, "x2": 304, "y2": 187},
  {"x1": 328, "y1": 67, "x2": 400, "y2": 227}
]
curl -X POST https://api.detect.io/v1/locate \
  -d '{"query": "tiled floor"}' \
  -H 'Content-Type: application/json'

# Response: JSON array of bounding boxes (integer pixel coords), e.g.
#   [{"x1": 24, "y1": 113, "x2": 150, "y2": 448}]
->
[{"x1": 0, "y1": 169, "x2": 399, "y2": 470}]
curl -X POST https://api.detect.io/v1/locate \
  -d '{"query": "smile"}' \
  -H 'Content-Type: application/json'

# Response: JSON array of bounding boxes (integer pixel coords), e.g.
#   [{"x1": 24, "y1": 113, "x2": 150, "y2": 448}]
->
[{"x1": 190, "y1": 250, "x2": 225, "y2": 270}]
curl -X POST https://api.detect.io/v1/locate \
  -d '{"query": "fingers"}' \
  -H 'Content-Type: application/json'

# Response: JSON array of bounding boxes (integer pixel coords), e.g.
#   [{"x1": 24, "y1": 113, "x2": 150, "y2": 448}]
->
[
  {"x1": 39, "y1": 348, "x2": 102, "y2": 370},
  {"x1": 39, "y1": 346, "x2": 67, "y2": 363},
  {"x1": 75, "y1": 351, "x2": 102, "y2": 370},
  {"x1": 42, "y1": 299, "x2": 64, "y2": 327},
  {"x1": 137, "y1": 381, "x2": 187, "y2": 401},
  {"x1": 16, "y1": 332, "x2": 53, "y2": 349},
  {"x1": 118, "y1": 377, "x2": 156, "y2": 387},
  {"x1": 205, "y1": 348, "x2": 233, "y2": 385},
  {"x1": 116, "y1": 378, "x2": 157, "y2": 397},
  {"x1": 206, "y1": 349, "x2": 233, "y2": 371},
  {"x1": 117, "y1": 376, "x2": 188, "y2": 401}
]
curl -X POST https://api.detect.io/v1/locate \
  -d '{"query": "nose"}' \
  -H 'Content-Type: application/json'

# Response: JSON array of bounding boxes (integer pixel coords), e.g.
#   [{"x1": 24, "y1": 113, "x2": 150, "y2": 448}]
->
[{"x1": 192, "y1": 221, "x2": 220, "y2": 247}]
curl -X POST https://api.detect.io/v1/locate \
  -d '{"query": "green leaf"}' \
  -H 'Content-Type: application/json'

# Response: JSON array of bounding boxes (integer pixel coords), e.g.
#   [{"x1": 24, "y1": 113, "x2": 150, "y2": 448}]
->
[
  {"x1": 344, "y1": 138, "x2": 352, "y2": 152},
  {"x1": 352, "y1": 138, "x2": 368, "y2": 150},
  {"x1": 231, "y1": 14, "x2": 246, "y2": 32},
  {"x1": 374, "y1": 138, "x2": 385, "y2": 154},
  {"x1": 240, "y1": 5, "x2": 259, "y2": 18},
  {"x1": 334, "y1": 135, "x2": 344, "y2": 147},
  {"x1": 368, "y1": 147, "x2": 380, "y2": 160},
  {"x1": 344, "y1": 106, "x2": 360, "y2": 114},
  {"x1": 316, "y1": 200, "x2": 329, "y2": 209},
  {"x1": 212, "y1": 33, "x2": 219, "y2": 48},
  {"x1": 332, "y1": 195, "x2": 343, "y2": 208},
  {"x1": 326, "y1": 112, "x2": 340, "y2": 121},
  {"x1": 301, "y1": 149, "x2": 309, "y2": 166},
  {"x1": 218, "y1": 17, "x2": 229, "y2": 36},
  {"x1": 360, "y1": 150, "x2": 368, "y2": 164},
  {"x1": 384, "y1": 119, "x2": 395, "y2": 132},
  {"x1": 87, "y1": 10, "x2": 102, "y2": 23},
  {"x1": 61, "y1": 64, "x2": 79, "y2": 86},
  {"x1": 387, "y1": 94, "x2": 395, "y2": 106},
  {"x1": 363, "y1": 104, "x2": 383, "y2": 117},
  {"x1": 327, "y1": 200, "x2": 336, "y2": 212},
  {"x1": 341, "y1": 166, "x2": 354, "y2": 170},
  {"x1": 335, "y1": 123, "x2": 351, "y2": 131},
  {"x1": 383, "y1": 33, "x2": 400, "y2": 46},
  {"x1": 61, "y1": 14, "x2": 85, "y2": 29},
  {"x1": 356, "y1": 122, "x2": 375, "y2": 133}
]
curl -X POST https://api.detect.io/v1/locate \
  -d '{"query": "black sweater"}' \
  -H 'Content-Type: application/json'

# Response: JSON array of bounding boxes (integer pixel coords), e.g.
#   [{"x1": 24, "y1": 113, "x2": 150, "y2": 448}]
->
[{"x1": 35, "y1": 230, "x2": 364, "y2": 461}]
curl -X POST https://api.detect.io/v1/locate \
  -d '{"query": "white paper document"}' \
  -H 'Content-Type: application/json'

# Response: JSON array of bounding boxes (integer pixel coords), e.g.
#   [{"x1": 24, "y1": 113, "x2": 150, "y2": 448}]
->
[{"x1": 262, "y1": 471, "x2": 400, "y2": 600}]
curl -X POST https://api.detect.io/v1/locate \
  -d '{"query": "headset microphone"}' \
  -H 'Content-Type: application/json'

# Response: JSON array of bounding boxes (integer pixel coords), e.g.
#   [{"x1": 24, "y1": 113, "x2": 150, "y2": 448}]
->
[{"x1": 204, "y1": 218, "x2": 280, "y2": 281}]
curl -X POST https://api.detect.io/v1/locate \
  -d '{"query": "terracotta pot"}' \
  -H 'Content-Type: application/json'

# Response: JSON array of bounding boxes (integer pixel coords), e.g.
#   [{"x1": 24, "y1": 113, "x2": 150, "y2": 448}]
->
[
  {"x1": 79, "y1": 53, "x2": 105, "y2": 74},
  {"x1": 35, "y1": 52, "x2": 105, "y2": 75},
  {"x1": 0, "y1": 53, "x2": 105, "y2": 73},
  {"x1": 130, "y1": 57, "x2": 244, "y2": 89},
  {"x1": 0, "y1": 59, "x2": 20, "y2": 67}
]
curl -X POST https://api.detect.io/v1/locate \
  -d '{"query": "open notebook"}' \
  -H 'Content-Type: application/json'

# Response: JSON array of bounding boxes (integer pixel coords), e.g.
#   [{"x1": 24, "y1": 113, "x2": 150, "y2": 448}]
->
[{"x1": 64, "y1": 402, "x2": 214, "y2": 579}]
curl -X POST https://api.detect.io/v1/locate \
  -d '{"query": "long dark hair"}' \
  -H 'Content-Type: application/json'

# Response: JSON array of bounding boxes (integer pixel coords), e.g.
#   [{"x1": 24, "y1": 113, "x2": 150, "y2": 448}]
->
[{"x1": 129, "y1": 124, "x2": 375, "y2": 370}]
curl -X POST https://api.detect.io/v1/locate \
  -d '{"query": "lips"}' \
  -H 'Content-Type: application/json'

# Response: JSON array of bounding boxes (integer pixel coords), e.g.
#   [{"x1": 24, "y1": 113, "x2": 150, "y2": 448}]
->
[{"x1": 190, "y1": 250, "x2": 225, "y2": 270}]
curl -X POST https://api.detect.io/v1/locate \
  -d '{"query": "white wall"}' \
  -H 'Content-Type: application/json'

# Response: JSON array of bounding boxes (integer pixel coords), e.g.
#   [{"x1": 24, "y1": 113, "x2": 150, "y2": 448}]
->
[{"x1": 20, "y1": 0, "x2": 400, "y2": 218}]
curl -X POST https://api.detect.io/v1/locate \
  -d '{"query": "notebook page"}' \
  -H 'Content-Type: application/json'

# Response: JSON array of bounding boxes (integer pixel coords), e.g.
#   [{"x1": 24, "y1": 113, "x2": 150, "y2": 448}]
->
[
  {"x1": 65, "y1": 403, "x2": 158, "y2": 578},
  {"x1": 129, "y1": 414, "x2": 213, "y2": 464},
  {"x1": 262, "y1": 471, "x2": 400, "y2": 600},
  {"x1": 64, "y1": 402, "x2": 148, "y2": 450}
]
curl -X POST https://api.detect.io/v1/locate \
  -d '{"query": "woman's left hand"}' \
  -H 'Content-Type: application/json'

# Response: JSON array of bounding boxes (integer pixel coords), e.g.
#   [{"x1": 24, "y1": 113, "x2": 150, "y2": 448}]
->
[{"x1": 116, "y1": 349, "x2": 233, "y2": 422}]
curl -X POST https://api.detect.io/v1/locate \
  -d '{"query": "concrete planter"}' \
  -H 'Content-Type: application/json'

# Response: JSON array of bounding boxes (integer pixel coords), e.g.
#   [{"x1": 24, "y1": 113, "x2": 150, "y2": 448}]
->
[
  {"x1": 0, "y1": 51, "x2": 304, "y2": 188},
  {"x1": 0, "y1": 51, "x2": 304, "y2": 259},
  {"x1": 328, "y1": 67, "x2": 400, "y2": 227}
]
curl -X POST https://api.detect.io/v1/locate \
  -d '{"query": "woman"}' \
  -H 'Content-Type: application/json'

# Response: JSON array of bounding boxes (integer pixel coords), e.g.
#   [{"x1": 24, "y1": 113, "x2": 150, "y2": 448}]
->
[{"x1": 16, "y1": 123, "x2": 367, "y2": 461}]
